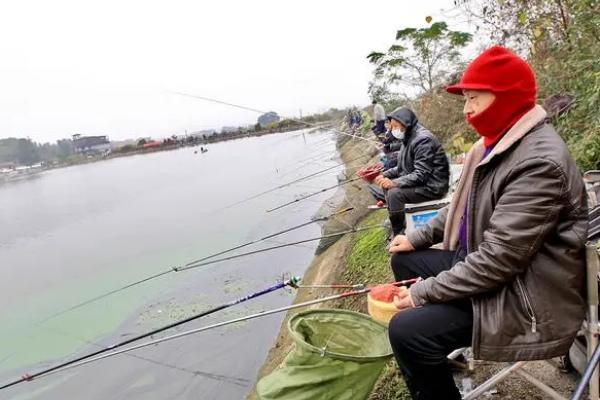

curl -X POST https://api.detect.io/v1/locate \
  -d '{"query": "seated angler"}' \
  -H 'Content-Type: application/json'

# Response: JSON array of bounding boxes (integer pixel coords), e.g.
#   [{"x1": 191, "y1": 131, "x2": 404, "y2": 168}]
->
[
  {"x1": 387, "y1": 46, "x2": 587, "y2": 400},
  {"x1": 371, "y1": 107, "x2": 450, "y2": 235},
  {"x1": 372, "y1": 99, "x2": 387, "y2": 139},
  {"x1": 379, "y1": 120, "x2": 401, "y2": 171}
]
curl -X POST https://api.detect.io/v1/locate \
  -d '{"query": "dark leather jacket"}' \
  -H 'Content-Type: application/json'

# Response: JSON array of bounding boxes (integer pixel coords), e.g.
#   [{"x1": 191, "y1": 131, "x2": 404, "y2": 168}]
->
[
  {"x1": 409, "y1": 107, "x2": 587, "y2": 361},
  {"x1": 382, "y1": 109, "x2": 449, "y2": 197}
]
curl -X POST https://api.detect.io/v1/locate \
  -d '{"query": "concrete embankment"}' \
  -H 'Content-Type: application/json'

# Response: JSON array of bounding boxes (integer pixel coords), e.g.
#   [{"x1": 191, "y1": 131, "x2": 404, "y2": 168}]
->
[{"x1": 246, "y1": 129, "x2": 397, "y2": 399}]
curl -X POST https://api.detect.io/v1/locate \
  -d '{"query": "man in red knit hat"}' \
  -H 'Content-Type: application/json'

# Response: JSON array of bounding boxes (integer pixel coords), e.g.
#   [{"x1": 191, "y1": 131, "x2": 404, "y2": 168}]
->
[{"x1": 386, "y1": 46, "x2": 587, "y2": 399}]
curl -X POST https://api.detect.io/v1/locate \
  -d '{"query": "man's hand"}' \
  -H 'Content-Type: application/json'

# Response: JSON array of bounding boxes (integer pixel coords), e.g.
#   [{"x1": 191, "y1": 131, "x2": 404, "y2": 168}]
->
[
  {"x1": 393, "y1": 287, "x2": 415, "y2": 311},
  {"x1": 373, "y1": 174, "x2": 385, "y2": 185},
  {"x1": 380, "y1": 178, "x2": 396, "y2": 189},
  {"x1": 374, "y1": 175, "x2": 395, "y2": 189},
  {"x1": 389, "y1": 235, "x2": 415, "y2": 253}
]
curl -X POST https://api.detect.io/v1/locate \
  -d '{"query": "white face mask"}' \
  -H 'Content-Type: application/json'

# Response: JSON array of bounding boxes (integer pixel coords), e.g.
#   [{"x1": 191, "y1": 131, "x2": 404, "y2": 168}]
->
[{"x1": 391, "y1": 128, "x2": 405, "y2": 140}]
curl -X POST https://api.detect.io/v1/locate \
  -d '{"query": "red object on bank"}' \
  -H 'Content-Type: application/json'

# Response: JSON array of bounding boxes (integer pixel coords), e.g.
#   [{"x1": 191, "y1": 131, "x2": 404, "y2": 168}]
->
[
  {"x1": 357, "y1": 163, "x2": 383, "y2": 183},
  {"x1": 369, "y1": 284, "x2": 401, "y2": 302}
]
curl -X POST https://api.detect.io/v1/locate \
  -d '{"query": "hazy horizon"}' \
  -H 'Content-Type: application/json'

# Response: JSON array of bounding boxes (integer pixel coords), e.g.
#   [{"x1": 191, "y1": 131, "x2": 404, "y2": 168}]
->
[{"x1": 0, "y1": 0, "x2": 455, "y2": 143}]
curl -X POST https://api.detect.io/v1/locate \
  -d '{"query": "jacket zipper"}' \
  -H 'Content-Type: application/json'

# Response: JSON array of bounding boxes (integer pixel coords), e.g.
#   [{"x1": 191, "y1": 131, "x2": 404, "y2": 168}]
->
[
  {"x1": 516, "y1": 277, "x2": 537, "y2": 333},
  {"x1": 468, "y1": 171, "x2": 480, "y2": 355}
]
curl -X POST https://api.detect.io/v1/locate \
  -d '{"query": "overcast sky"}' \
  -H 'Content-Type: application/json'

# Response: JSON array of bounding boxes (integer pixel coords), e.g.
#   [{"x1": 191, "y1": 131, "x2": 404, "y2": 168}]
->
[{"x1": 0, "y1": 0, "x2": 456, "y2": 142}]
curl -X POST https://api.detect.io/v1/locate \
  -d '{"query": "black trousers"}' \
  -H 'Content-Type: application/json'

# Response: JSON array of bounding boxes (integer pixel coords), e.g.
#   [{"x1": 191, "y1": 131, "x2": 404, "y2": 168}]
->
[
  {"x1": 367, "y1": 186, "x2": 438, "y2": 235},
  {"x1": 389, "y1": 249, "x2": 472, "y2": 400},
  {"x1": 375, "y1": 120, "x2": 386, "y2": 134}
]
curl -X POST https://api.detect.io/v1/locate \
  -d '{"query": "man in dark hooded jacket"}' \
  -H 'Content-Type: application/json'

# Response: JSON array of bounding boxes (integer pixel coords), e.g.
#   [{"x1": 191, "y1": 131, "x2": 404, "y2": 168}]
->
[{"x1": 372, "y1": 107, "x2": 450, "y2": 235}]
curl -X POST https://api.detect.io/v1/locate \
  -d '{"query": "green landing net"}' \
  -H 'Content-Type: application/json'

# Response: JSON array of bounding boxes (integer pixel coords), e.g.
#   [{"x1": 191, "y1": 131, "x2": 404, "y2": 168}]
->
[{"x1": 257, "y1": 309, "x2": 393, "y2": 400}]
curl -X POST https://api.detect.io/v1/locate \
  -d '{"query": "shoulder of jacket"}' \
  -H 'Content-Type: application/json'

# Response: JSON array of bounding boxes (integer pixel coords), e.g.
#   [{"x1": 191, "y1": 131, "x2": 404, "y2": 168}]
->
[
  {"x1": 412, "y1": 127, "x2": 439, "y2": 145},
  {"x1": 515, "y1": 122, "x2": 572, "y2": 164}
]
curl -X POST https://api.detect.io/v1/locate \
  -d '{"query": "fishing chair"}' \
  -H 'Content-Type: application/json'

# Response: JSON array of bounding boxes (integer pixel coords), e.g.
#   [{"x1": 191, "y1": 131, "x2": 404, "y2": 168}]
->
[{"x1": 452, "y1": 171, "x2": 600, "y2": 400}]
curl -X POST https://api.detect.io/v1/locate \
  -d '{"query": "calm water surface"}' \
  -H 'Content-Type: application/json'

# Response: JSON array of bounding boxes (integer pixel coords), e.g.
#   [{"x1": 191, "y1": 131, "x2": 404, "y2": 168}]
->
[{"x1": 0, "y1": 129, "x2": 341, "y2": 399}]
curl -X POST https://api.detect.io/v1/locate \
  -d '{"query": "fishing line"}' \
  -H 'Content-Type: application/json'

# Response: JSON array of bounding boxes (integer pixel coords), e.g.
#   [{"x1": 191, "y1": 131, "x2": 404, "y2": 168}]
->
[
  {"x1": 212, "y1": 154, "x2": 370, "y2": 214},
  {"x1": 38, "y1": 323, "x2": 250, "y2": 387},
  {"x1": 266, "y1": 177, "x2": 363, "y2": 213},
  {"x1": 274, "y1": 155, "x2": 335, "y2": 180},
  {"x1": 273, "y1": 153, "x2": 368, "y2": 189},
  {"x1": 268, "y1": 139, "x2": 336, "y2": 177},
  {"x1": 175, "y1": 224, "x2": 383, "y2": 272},
  {"x1": 168, "y1": 91, "x2": 382, "y2": 148},
  {"x1": 181, "y1": 207, "x2": 353, "y2": 267}
]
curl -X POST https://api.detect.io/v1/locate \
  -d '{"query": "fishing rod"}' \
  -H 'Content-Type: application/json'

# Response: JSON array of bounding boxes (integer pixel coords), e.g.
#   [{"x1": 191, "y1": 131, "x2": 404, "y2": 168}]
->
[
  {"x1": 266, "y1": 176, "x2": 362, "y2": 213},
  {"x1": 275, "y1": 153, "x2": 338, "y2": 179},
  {"x1": 8, "y1": 278, "x2": 420, "y2": 386},
  {"x1": 214, "y1": 154, "x2": 370, "y2": 213},
  {"x1": 275, "y1": 154, "x2": 369, "y2": 186},
  {"x1": 1, "y1": 277, "x2": 301, "y2": 391},
  {"x1": 279, "y1": 149, "x2": 372, "y2": 182},
  {"x1": 265, "y1": 149, "x2": 387, "y2": 214},
  {"x1": 182, "y1": 206, "x2": 353, "y2": 267},
  {"x1": 175, "y1": 224, "x2": 383, "y2": 272},
  {"x1": 298, "y1": 283, "x2": 365, "y2": 289},
  {"x1": 169, "y1": 91, "x2": 382, "y2": 148},
  {"x1": 39, "y1": 208, "x2": 354, "y2": 323},
  {"x1": 278, "y1": 138, "x2": 338, "y2": 166}
]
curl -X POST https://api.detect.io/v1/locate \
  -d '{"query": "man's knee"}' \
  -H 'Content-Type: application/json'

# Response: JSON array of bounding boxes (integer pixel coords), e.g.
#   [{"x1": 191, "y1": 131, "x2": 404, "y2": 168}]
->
[
  {"x1": 391, "y1": 252, "x2": 420, "y2": 281},
  {"x1": 388, "y1": 309, "x2": 421, "y2": 354},
  {"x1": 386, "y1": 187, "x2": 409, "y2": 212}
]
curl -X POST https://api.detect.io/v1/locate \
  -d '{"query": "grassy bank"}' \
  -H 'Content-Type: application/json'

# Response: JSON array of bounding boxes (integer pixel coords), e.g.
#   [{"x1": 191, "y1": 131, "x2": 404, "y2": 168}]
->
[
  {"x1": 334, "y1": 210, "x2": 412, "y2": 400},
  {"x1": 247, "y1": 127, "x2": 413, "y2": 399}
]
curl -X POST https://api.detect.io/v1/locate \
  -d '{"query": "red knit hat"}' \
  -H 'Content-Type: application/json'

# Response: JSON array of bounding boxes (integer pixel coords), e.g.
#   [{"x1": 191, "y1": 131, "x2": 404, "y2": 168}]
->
[{"x1": 447, "y1": 46, "x2": 538, "y2": 146}]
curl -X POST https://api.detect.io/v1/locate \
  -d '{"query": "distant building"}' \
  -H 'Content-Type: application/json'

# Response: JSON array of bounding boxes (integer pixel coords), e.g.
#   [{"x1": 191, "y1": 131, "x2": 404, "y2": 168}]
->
[
  {"x1": 258, "y1": 111, "x2": 280, "y2": 128},
  {"x1": 72, "y1": 134, "x2": 111, "y2": 154}
]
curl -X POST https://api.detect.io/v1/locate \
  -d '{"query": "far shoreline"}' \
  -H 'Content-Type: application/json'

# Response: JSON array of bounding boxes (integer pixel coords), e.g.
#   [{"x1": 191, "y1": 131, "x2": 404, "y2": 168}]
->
[{"x1": 0, "y1": 123, "x2": 334, "y2": 185}]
